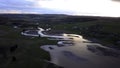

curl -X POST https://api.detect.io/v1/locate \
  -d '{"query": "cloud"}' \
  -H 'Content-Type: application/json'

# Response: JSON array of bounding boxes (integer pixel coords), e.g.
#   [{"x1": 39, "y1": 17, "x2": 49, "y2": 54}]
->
[
  {"x1": 0, "y1": 0, "x2": 120, "y2": 17},
  {"x1": 0, "y1": 0, "x2": 74, "y2": 14},
  {"x1": 0, "y1": 0, "x2": 50, "y2": 14},
  {"x1": 35, "y1": 0, "x2": 120, "y2": 17},
  {"x1": 112, "y1": 0, "x2": 120, "y2": 2},
  {"x1": 0, "y1": 10, "x2": 22, "y2": 14},
  {"x1": 0, "y1": 9, "x2": 38, "y2": 14},
  {"x1": 0, "y1": 0, "x2": 34, "y2": 7},
  {"x1": 0, "y1": 0, "x2": 37, "y2": 9}
]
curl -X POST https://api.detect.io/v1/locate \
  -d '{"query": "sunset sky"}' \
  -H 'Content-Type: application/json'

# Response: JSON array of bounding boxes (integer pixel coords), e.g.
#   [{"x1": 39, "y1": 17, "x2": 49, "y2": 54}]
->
[{"x1": 0, "y1": 0, "x2": 120, "y2": 17}]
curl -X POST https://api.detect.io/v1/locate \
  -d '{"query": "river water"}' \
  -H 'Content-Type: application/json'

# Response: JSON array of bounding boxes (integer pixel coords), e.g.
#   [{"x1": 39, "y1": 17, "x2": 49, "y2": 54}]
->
[
  {"x1": 21, "y1": 29, "x2": 120, "y2": 68},
  {"x1": 41, "y1": 36, "x2": 120, "y2": 68}
]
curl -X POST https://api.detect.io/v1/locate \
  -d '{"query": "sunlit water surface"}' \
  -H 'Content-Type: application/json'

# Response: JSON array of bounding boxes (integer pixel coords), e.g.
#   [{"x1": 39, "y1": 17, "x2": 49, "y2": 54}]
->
[{"x1": 41, "y1": 35, "x2": 120, "y2": 68}]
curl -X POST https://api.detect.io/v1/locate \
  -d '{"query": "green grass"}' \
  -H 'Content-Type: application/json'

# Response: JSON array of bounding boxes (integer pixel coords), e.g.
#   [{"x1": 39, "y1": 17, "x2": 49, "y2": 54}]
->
[{"x1": 0, "y1": 25, "x2": 58, "y2": 68}]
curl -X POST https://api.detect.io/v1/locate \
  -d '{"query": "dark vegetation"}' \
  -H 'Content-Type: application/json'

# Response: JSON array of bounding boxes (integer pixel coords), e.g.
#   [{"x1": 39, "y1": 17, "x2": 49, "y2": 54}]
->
[
  {"x1": 0, "y1": 14, "x2": 120, "y2": 68},
  {"x1": 0, "y1": 24, "x2": 59, "y2": 68}
]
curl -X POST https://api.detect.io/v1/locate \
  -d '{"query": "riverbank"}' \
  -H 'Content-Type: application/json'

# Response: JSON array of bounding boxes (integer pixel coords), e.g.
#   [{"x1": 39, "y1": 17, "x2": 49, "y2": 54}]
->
[{"x1": 84, "y1": 37, "x2": 120, "y2": 50}]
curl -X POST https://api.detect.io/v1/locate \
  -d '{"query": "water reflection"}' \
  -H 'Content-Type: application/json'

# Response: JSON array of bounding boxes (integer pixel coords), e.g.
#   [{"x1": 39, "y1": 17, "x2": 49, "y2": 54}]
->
[
  {"x1": 62, "y1": 51, "x2": 88, "y2": 62},
  {"x1": 40, "y1": 33, "x2": 120, "y2": 68},
  {"x1": 87, "y1": 45, "x2": 120, "y2": 57}
]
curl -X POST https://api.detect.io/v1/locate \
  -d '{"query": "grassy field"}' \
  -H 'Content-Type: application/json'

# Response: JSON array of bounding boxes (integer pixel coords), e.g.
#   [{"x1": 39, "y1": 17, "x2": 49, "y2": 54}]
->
[
  {"x1": 0, "y1": 25, "x2": 58, "y2": 68},
  {"x1": 52, "y1": 21, "x2": 120, "y2": 33}
]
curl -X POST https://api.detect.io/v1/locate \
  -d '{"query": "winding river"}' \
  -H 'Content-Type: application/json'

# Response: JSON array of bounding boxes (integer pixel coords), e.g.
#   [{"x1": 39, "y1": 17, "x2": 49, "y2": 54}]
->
[{"x1": 22, "y1": 28, "x2": 120, "y2": 68}]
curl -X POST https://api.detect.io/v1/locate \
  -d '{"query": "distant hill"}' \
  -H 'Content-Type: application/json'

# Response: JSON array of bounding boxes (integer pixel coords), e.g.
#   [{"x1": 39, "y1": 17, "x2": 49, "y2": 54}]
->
[{"x1": 0, "y1": 14, "x2": 120, "y2": 24}]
